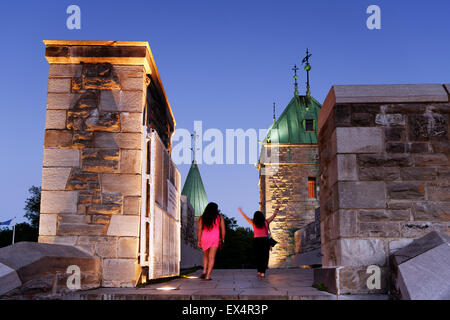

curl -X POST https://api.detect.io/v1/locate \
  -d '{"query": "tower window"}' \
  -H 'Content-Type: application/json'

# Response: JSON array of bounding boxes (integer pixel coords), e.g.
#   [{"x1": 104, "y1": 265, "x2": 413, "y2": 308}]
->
[
  {"x1": 305, "y1": 119, "x2": 314, "y2": 132},
  {"x1": 308, "y1": 177, "x2": 317, "y2": 198}
]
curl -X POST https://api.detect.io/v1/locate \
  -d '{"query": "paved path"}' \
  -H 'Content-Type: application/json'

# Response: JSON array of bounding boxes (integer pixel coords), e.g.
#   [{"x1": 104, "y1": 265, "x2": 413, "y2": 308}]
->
[{"x1": 65, "y1": 269, "x2": 339, "y2": 300}]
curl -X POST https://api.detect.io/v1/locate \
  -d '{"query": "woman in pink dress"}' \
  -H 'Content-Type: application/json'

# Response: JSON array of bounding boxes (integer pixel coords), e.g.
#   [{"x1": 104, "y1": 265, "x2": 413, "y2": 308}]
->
[
  {"x1": 238, "y1": 205, "x2": 280, "y2": 278},
  {"x1": 197, "y1": 202, "x2": 226, "y2": 280}
]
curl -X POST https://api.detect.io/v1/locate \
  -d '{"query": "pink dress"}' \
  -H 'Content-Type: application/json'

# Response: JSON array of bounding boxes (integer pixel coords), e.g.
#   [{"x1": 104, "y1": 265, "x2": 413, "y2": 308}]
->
[{"x1": 201, "y1": 216, "x2": 221, "y2": 251}]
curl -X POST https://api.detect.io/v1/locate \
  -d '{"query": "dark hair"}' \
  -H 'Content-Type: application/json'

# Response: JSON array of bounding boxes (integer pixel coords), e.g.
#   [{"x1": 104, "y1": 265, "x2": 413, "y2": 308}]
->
[
  {"x1": 253, "y1": 211, "x2": 266, "y2": 229},
  {"x1": 201, "y1": 202, "x2": 220, "y2": 230}
]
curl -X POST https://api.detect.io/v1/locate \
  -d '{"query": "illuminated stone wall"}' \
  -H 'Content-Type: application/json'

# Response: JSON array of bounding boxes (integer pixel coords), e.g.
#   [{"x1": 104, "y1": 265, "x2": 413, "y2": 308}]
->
[
  {"x1": 38, "y1": 41, "x2": 173, "y2": 287},
  {"x1": 259, "y1": 145, "x2": 320, "y2": 268},
  {"x1": 318, "y1": 84, "x2": 450, "y2": 294}
]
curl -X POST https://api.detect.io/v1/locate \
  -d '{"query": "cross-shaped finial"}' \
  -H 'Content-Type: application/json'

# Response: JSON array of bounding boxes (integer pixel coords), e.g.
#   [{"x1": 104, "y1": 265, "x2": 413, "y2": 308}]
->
[
  {"x1": 302, "y1": 48, "x2": 312, "y2": 96},
  {"x1": 190, "y1": 131, "x2": 200, "y2": 163},
  {"x1": 292, "y1": 64, "x2": 299, "y2": 95},
  {"x1": 273, "y1": 102, "x2": 276, "y2": 121}
]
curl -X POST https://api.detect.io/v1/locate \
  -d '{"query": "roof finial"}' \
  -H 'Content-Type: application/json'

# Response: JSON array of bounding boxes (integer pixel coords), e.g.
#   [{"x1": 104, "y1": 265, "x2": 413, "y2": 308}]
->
[
  {"x1": 292, "y1": 64, "x2": 299, "y2": 95},
  {"x1": 190, "y1": 131, "x2": 199, "y2": 163},
  {"x1": 302, "y1": 48, "x2": 312, "y2": 96},
  {"x1": 273, "y1": 102, "x2": 276, "y2": 122}
]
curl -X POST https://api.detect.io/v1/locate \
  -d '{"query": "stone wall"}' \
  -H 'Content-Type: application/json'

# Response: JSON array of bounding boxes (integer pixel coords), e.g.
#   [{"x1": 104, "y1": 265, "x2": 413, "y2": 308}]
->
[
  {"x1": 259, "y1": 144, "x2": 320, "y2": 267},
  {"x1": 180, "y1": 195, "x2": 202, "y2": 269},
  {"x1": 318, "y1": 84, "x2": 450, "y2": 294},
  {"x1": 38, "y1": 41, "x2": 175, "y2": 288},
  {"x1": 293, "y1": 208, "x2": 321, "y2": 265}
]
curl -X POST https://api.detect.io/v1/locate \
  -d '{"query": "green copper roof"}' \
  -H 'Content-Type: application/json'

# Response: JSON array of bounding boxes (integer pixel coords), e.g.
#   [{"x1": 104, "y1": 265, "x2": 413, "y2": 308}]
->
[
  {"x1": 265, "y1": 95, "x2": 321, "y2": 144},
  {"x1": 181, "y1": 161, "x2": 208, "y2": 217}
]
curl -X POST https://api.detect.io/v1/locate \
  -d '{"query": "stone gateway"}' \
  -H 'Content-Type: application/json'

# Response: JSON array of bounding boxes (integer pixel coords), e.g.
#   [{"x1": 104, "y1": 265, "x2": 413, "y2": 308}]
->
[{"x1": 39, "y1": 40, "x2": 179, "y2": 287}]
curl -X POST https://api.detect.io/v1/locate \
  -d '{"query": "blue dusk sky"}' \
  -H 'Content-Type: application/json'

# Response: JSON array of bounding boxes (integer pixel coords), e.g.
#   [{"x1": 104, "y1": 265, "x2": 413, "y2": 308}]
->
[{"x1": 0, "y1": 0, "x2": 449, "y2": 228}]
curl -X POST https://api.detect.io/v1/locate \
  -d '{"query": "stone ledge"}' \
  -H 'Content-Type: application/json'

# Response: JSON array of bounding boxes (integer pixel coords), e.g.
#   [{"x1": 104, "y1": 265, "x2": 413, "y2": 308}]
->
[
  {"x1": 0, "y1": 242, "x2": 100, "y2": 298},
  {"x1": 332, "y1": 84, "x2": 448, "y2": 104},
  {"x1": 319, "y1": 84, "x2": 449, "y2": 132}
]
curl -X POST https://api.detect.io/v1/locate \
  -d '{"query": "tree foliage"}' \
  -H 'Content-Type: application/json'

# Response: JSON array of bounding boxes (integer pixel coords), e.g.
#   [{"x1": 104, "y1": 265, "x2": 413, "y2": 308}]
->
[
  {"x1": 214, "y1": 214, "x2": 256, "y2": 269},
  {"x1": 24, "y1": 186, "x2": 41, "y2": 229},
  {"x1": 0, "y1": 186, "x2": 40, "y2": 247}
]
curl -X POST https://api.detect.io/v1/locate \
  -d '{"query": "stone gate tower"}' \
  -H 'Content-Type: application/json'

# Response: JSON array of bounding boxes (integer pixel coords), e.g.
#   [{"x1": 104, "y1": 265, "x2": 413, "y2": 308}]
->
[
  {"x1": 258, "y1": 58, "x2": 321, "y2": 268},
  {"x1": 38, "y1": 41, "x2": 178, "y2": 287}
]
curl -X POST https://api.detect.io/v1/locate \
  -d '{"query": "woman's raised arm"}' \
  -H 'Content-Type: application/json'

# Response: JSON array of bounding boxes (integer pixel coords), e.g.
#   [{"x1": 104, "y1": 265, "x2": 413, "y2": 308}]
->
[
  {"x1": 267, "y1": 204, "x2": 281, "y2": 224},
  {"x1": 238, "y1": 207, "x2": 253, "y2": 226}
]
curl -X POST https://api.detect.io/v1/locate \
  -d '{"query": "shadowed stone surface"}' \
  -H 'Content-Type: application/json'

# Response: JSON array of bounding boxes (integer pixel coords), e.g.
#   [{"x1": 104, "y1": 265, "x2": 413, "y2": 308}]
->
[
  {"x1": 392, "y1": 231, "x2": 450, "y2": 300},
  {"x1": 62, "y1": 269, "x2": 388, "y2": 300},
  {"x1": 0, "y1": 242, "x2": 100, "y2": 298}
]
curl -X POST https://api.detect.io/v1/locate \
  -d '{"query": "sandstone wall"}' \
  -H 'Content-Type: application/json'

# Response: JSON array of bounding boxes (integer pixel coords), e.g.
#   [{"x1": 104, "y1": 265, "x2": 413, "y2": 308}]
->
[
  {"x1": 318, "y1": 84, "x2": 450, "y2": 294},
  {"x1": 39, "y1": 62, "x2": 146, "y2": 287},
  {"x1": 259, "y1": 145, "x2": 320, "y2": 267},
  {"x1": 180, "y1": 195, "x2": 202, "y2": 269},
  {"x1": 38, "y1": 41, "x2": 176, "y2": 288}
]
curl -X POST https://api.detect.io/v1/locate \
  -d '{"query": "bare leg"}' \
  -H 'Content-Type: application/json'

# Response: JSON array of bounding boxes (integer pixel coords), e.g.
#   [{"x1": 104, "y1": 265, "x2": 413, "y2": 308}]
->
[
  {"x1": 206, "y1": 247, "x2": 218, "y2": 279},
  {"x1": 202, "y1": 249, "x2": 209, "y2": 276}
]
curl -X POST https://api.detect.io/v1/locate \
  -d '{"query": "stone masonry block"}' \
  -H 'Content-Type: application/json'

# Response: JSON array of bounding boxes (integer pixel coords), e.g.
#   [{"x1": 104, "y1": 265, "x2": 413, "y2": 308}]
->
[
  {"x1": 123, "y1": 197, "x2": 141, "y2": 215},
  {"x1": 43, "y1": 149, "x2": 80, "y2": 167},
  {"x1": 101, "y1": 174, "x2": 141, "y2": 196},
  {"x1": 120, "y1": 112, "x2": 143, "y2": 133},
  {"x1": 114, "y1": 65, "x2": 144, "y2": 79},
  {"x1": 48, "y1": 64, "x2": 82, "y2": 78},
  {"x1": 45, "y1": 110, "x2": 67, "y2": 129},
  {"x1": 102, "y1": 259, "x2": 138, "y2": 285},
  {"x1": 337, "y1": 154, "x2": 358, "y2": 181},
  {"x1": 107, "y1": 215, "x2": 140, "y2": 237},
  {"x1": 94, "y1": 132, "x2": 141, "y2": 150},
  {"x1": 46, "y1": 93, "x2": 79, "y2": 110},
  {"x1": 338, "y1": 238, "x2": 386, "y2": 266},
  {"x1": 41, "y1": 167, "x2": 72, "y2": 190},
  {"x1": 99, "y1": 91, "x2": 144, "y2": 113},
  {"x1": 336, "y1": 127, "x2": 383, "y2": 154},
  {"x1": 38, "y1": 214, "x2": 58, "y2": 236},
  {"x1": 338, "y1": 181, "x2": 386, "y2": 209},
  {"x1": 118, "y1": 237, "x2": 139, "y2": 258},
  {"x1": 120, "y1": 149, "x2": 142, "y2": 174},
  {"x1": 386, "y1": 182, "x2": 426, "y2": 200},
  {"x1": 120, "y1": 77, "x2": 145, "y2": 91},
  {"x1": 41, "y1": 191, "x2": 78, "y2": 214},
  {"x1": 47, "y1": 78, "x2": 71, "y2": 93},
  {"x1": 44, "y1": 130, "x2": 73, "y2": 148}
]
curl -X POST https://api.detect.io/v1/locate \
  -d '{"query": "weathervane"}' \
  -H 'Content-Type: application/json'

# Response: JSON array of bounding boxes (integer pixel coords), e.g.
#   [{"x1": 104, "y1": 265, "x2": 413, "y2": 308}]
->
[
  {"x1": 292, "y1": 64, "x2": 299, "y2": 95},
  {"x1": 190, "y1": 131, "x2": 200, "y2": 163},
  {"x1": 302, "y1": 48, "x2": 312, "y2": 96}
]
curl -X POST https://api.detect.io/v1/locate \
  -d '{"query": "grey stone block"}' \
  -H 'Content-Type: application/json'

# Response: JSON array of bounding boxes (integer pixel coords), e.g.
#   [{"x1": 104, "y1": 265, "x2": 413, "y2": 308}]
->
[
  {"x1": 392, "y1": 231, "x2": 450, "y2": 300},
  {"x1": 332, "y1": 84, "x2": 449, "y2": 104},
  {"x1": 0, "y1": 263, "x2": 22, "y2": 296},
  {"x1": 444, "y1": 84, "x2": 450, "y2": 95},
  {"x1": 338, "y1": 181, "x2": 386, "y2": 209},
  {"x1": 392, "y1": 231, "x2": 450, "y2": 266},
  {"x1": 336, "y1": 127, "x2": 383, "y2": 154},
  {"x1": 313, "y1": 267, "x2": 337, "y2": 294},
  {"x1": 0, "y1": 242, "x2": 100, "y2": 297},
  {"x1": 293, "y1": 248, "x2": 322, "y2": 266}
]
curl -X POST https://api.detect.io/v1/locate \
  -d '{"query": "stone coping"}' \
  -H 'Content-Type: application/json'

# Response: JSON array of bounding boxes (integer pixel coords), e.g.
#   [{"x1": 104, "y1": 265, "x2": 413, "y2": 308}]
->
[
  {"x1": 43, "y1": 40, "x2": 175, "y2": 126},
  {"x1": 319, "y1": 84, "x2": 450, "y2": 132}
]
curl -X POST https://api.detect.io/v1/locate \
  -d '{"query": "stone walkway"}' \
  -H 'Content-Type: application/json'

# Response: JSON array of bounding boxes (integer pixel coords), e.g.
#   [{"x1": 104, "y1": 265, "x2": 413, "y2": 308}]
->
[
  {"x1": 64, "y1": 269, "x2": 345, "y2": 300},
  {"x1": 65, "y1": 269, "x2": 389, "y2": 300}
]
